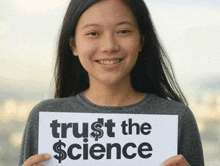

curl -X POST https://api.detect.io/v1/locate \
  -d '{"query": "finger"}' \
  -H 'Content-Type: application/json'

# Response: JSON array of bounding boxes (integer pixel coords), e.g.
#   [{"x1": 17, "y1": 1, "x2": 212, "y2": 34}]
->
[
  {"x1": 161, "y1": 155, "x2": 190, "y2": 166},
  {"x1": 22, "y1": 153, "x2": 51, "y2": 166},
  {"x1": 32, "y1": 164, "x2": 43, "y2": 166}
]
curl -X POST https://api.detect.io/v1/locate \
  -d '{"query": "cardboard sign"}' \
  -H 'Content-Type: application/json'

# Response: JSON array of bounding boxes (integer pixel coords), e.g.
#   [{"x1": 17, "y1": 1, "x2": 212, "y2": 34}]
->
[{"x1": 39, "y1": 112, "x2": 178, "y2": 166}]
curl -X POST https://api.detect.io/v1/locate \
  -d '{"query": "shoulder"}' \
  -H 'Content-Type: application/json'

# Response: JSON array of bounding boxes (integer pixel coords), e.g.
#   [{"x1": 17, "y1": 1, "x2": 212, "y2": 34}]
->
[
  {"x1": 147, "y1": 94, "x2": 199, "y2": 133},
  {"x1": 27, "y1": 95, "x2": 81, "y2": 119},
  {"x1": 144, "y1": 94, "x2": 190, "y2": 115},
  {"x1": 149, "y1": 94, "x2": 187, "y2": 108}
]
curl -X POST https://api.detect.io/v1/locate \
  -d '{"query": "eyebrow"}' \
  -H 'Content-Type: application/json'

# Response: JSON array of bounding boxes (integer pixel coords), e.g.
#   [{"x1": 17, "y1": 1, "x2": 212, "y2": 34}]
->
[
  {"x1": 116, "y1": 21, "x2": 134, "y2": 27},
  {"x1": 82, "y1": 21, "x2": 134, "y2": 29}
]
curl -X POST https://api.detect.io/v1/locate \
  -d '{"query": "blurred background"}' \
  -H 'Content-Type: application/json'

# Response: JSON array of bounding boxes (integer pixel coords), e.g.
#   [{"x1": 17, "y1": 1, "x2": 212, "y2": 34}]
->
[{"x1": 0, "y1": 0, "x2": 219, "y2": 165}]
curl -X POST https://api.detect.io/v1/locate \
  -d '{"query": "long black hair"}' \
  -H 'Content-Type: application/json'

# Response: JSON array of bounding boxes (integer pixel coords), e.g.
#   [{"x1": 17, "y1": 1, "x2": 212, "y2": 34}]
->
[{"x1": 54, "y1": 0, "x2": 188, "y2": 105}]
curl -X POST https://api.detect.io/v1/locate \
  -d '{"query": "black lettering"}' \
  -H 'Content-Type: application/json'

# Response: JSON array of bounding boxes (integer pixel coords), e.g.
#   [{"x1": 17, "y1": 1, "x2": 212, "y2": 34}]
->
[
  {"x1": 129, "y1": 119, "x2": 140, "y2": 135},
  {"x1": 90, "y1": 119, "x2": 104, "y2": 141},
  {"x1": 68, "y1": 144, "x2": 81, "y2": 160},
  {"x1": 83, "y1": 138, "x2": 88, "y2": 160},
  {"x1": 61, "y1": 123, "x2": 72, "y2": 138},
  {"x1": 83, "y1": 143, "x2": 88, "y2": 160},
  {"x1": 73, "y1": 123, "x2": 88, "y2": 138},
  {"x1": 141, "y1": 123, "x2": 151, "y2": 135},
  {"x1": 121, "y1": 121, "x2": 128, "y2": 135},
  {"x1": 122, "y1": 143, "x2": 137, "y2": 159},
  {"x1": 107, "y1": 143, "x2": 121, "y2": 159},
  {"x1": 90, "y1": 144, "x2": 105, "y2": 160},
  {"x1": 138, "y1": 142, "x2": 152, "y2": 158},
  {"x1": 105, "y1": 120, "x2": 115, "y2": 137},
  {"x1": 50, "y1": 120, "x2": 60, "y2": 138}
]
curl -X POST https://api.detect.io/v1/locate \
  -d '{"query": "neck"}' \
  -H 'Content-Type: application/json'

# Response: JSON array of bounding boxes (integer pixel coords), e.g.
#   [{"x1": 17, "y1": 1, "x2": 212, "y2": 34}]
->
[{"x1": 84, "y1": 79, "x2": 146, "y2": 107}]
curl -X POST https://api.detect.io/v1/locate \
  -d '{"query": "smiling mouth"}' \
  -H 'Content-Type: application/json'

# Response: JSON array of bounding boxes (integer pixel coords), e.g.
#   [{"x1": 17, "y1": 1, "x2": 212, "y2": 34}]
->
[{"x1": 96, "y1": 58, "x2": 123, "y2": 65}]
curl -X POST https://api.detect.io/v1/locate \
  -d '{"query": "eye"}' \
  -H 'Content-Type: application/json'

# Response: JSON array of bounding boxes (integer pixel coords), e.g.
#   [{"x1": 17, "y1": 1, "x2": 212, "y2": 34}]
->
[
  {"x1": 87, "y1": 32, "x2": 99, "y2": 36},
  {"x1": 118, "y1": 30, "x2": 131, "y2": 34}
]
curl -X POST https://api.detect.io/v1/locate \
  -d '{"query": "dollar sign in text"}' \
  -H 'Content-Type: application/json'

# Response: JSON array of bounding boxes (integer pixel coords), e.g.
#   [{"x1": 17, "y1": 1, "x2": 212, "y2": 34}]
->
[
  {"x1": 53, "y1": 140, "x2": 67, "y2": 163},
  {"x1": 90, "y1": 118, "x2": 104, "y2": 141}
]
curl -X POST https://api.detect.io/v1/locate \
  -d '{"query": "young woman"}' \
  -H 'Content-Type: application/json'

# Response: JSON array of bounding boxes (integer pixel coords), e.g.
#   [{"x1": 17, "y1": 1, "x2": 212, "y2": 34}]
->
[{"x1": 20, "y1": 0, "x2": 204, "y2": 165}]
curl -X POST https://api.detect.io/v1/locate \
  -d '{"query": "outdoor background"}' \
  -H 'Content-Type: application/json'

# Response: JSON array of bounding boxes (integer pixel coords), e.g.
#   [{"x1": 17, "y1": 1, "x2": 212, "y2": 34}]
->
[{"x1": 0, "y1": 0, "x2": 220, "y2": 165}]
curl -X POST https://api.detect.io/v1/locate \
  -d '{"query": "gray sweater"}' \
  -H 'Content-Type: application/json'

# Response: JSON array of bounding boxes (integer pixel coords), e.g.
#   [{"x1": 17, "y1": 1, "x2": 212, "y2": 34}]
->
[{"x1": 19, "y1": 93, "x2": 204, "y2": 165}]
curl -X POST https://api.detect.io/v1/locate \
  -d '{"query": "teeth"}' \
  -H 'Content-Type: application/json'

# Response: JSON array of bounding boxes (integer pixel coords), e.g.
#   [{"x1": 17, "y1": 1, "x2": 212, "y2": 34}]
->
[{"x1": 98, "y1": 59, "x2": 122, "y2": 65}]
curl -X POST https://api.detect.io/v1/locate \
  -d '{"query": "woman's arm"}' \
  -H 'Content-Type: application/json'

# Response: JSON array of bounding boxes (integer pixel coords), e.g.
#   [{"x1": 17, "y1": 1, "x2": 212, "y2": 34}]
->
[{"x1": 177, "y1": 108, "x2": 204, "y2": 165}]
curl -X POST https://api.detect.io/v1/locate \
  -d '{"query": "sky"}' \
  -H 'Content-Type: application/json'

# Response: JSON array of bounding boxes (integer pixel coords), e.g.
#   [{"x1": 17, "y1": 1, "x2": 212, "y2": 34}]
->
[
  {"x1": 0, "y1": 0, "x2": 220, "y2": 101},
  {"x1": 147, "y1": 0, "x2": 220, "y2": 8}
]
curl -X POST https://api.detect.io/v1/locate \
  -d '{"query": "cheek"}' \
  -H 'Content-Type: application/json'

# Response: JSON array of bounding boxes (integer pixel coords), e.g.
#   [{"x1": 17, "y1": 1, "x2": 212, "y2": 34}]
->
[
  {"x1": 76, "y1": 42, "x2": 98, "y2": 72},
  {"x1": 121, "y1": 38, "x2": 141, "y2": 56},
  {"x1": 77, "y1": 40, "x2": 98, "y2": 60}
]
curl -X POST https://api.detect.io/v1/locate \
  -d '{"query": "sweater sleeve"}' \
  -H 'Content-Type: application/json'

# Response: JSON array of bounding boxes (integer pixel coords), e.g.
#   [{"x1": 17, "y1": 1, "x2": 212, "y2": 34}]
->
[
  {"x1": 19, "y1": 104, "x2": 40, "y2": 166},
  {"x1": 178, "y1": 107, "x2": 204, "y2": 166}
]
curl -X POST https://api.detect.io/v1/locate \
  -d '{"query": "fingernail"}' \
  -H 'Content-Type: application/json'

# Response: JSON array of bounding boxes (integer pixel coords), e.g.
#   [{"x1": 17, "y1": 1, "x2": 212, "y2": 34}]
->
[{"x1": 44, "y1": 154, "x2": 51, "y2": 159}]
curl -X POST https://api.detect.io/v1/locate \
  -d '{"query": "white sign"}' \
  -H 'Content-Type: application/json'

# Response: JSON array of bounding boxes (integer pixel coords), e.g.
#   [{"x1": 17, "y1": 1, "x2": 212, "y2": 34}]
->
[{"x1": 39, "y1": 112, "x2": 178, "y2": 166}]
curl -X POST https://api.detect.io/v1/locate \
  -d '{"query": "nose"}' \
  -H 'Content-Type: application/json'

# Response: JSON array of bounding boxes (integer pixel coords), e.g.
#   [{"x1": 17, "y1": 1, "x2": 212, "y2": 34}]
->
[{"x1": 100, "y1": 33, "x2": 120, "y2": 53}]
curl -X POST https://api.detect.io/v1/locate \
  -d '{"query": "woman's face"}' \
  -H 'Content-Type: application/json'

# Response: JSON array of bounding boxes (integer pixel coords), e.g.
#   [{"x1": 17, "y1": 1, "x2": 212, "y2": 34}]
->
[{"x1": 70, "y1": 0, "x2": 142, "y2": 86}]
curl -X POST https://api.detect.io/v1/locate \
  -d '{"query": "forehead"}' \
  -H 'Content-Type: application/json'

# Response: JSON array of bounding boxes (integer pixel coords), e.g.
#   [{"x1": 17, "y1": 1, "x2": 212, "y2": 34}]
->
[{"x1": 76, "y1": 0, "x2": 138, "y2": 28}]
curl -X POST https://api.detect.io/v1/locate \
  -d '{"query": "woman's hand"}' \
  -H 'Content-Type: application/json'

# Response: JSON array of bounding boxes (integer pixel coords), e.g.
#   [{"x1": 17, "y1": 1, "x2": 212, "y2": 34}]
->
[
  {"x1": 161, "y1": 155, "x2": 190, "y2": 166},
  {"x1": 22, "y1": 153, "x2": 51, "y2": 166}
]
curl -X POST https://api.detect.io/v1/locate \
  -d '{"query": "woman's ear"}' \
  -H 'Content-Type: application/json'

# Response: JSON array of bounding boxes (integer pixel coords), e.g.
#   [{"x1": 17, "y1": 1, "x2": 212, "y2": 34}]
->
[{"x1": 69, "y1": 37, "x2": 78, "y2": 56}]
